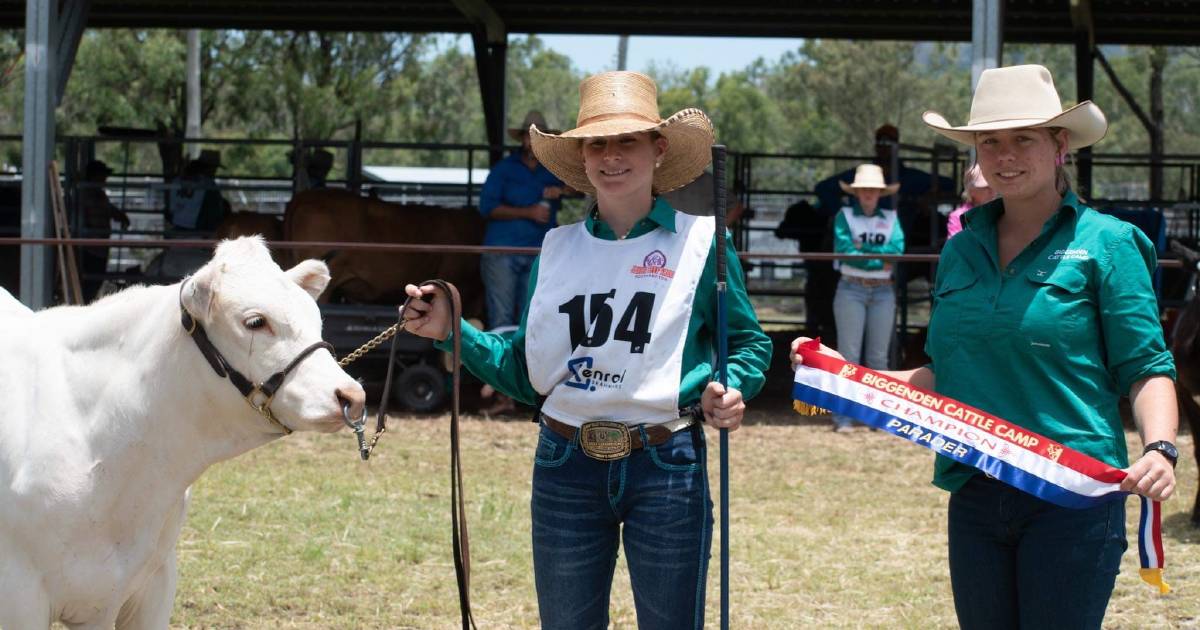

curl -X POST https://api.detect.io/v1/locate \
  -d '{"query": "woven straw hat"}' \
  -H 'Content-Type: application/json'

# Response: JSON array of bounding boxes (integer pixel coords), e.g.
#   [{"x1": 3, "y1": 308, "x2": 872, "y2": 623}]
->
[
  {"x1": 923, "y1": 64, "x2": 1107, "y2": 150},
  {"x1": 529, "y1": 71, "x2": 715, "y2": 194},
  {"x1": 839, "y1": 164, "x2": 901, "y2": 196}
]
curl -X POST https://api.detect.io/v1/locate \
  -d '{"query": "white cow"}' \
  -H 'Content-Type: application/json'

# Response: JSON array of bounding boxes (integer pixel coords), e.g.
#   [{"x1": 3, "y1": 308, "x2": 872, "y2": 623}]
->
[{"x1": 0, "y1": 237, "x2": 366, "y2": 629}]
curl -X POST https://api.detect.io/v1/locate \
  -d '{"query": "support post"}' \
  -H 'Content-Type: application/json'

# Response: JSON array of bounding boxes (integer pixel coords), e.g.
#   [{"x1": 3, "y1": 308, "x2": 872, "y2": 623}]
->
[
  {"x1": 20, "y1": 1, "x2": 63, "y2": 307},
  {"x1": 1072, "y1": 0, "x2": 1095, "y2": 199},
  {"x1": 471, "y1": 29, "x2": 507, "y2": 166},
  {"x1": 185, "y1": 29, "x2": 202, "y2": 159},
  {"x1": 21, "y1": 0, "x2": 89, "y2": 307},
  {"x1": 453, "y1": 0, "x2": 508, "y2": 166},
  {"x1": 970, "y1": 0, "x2": 1003, "y2": 89}
]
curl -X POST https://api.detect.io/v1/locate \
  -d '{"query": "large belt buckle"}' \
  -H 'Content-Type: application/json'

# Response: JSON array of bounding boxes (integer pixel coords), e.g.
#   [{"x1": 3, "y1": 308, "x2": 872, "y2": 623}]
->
[{"x1": 579, "y1": 421, "x2": 631, "y2": 461}]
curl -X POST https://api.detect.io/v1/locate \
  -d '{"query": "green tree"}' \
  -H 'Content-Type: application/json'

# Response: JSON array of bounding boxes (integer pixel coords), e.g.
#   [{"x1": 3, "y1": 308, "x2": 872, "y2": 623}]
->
[
  {"x1": 647, "y1": 62, "x2": 787, "y2": 154},
  {"x1": 774, "y1": 39, "x2": 971, "y2": 155},
  {"x1": 506, "y1": 35, "x2": 581, "y2": 138}
]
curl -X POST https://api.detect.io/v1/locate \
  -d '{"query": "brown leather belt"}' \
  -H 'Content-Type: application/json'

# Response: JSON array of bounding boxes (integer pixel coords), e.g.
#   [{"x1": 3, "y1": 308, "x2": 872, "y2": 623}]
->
[
  {"x1": 841, "y1": 274, "x2": 893, "y2": 288},
  {"x1": 541, "y1": 413, "x2": 695, "y2": 461}
]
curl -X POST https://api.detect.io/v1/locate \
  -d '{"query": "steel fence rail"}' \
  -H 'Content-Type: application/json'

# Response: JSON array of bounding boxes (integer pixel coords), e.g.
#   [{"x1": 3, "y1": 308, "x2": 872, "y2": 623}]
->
[{"x1": 0, "y1": 237, "x2": 1184, "y2": 268}]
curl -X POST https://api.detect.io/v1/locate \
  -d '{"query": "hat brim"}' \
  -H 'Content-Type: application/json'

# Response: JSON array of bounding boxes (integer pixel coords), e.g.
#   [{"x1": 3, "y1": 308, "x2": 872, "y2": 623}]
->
[
  {"x1": 508, "y1": 127, "x2": 559, "y2": 140},
  {"x1": 529, "y1": 108, "x2": 715, "y2": 194},
  {"x1": 839, "y1": 180, "x2": 901, "y2": 196},
  {"x1": 922, "y1": 101, "x2": 1107, "y2": 150}
]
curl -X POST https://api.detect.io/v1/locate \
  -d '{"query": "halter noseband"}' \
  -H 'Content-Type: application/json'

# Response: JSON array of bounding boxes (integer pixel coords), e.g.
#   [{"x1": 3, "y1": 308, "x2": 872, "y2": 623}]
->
[{"x1": 179, "y1": 284, "x2": 335, "y2": 435}]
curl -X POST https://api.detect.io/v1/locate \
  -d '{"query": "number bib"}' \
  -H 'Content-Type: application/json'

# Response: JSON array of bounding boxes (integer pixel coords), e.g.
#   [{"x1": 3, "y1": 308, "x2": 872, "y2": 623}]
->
[
  {"x1": 526, "y1": 212, "x2": 715, "y2": 426},
  {"x1": 838, "y1": 206, "x2": 898, "y2": 278}
]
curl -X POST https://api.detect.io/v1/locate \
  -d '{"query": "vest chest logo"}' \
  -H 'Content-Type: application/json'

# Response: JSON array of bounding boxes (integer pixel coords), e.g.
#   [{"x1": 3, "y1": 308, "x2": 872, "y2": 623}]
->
[
  {"x1": 1048, "y1": 248, "x2": 1089, "y2": 261},
  {"x1": 565, "y1": 356, "x2": 628, "y2": 392},
  {"x1": 630, "y1": 249, "x2": 675, "y2": 280}
]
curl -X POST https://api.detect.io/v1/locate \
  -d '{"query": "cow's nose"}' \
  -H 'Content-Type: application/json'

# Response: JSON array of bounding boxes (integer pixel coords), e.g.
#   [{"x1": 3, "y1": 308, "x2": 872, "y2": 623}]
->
[{"x1": 336, "y1": 382, "x2": 367, "y2": 421}]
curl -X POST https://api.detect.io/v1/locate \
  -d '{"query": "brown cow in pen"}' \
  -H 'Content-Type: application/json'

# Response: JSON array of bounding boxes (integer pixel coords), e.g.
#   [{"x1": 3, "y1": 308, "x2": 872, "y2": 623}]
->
[
  {"x1": 1167, "y1": 241, "x2": 1200, "y2": 526},
  {"x1": 217, "y1": 211, "x2": 284, "y2": 242},
  {"x1": 283, "y1": 189, "x2": 486, "y2": 316}
]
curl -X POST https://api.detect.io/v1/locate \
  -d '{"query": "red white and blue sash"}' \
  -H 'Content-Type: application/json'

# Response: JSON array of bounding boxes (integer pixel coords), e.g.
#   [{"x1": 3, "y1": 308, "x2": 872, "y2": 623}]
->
[{"x1": 791, "y1": 339, "x2": 1169, "y2": 593}]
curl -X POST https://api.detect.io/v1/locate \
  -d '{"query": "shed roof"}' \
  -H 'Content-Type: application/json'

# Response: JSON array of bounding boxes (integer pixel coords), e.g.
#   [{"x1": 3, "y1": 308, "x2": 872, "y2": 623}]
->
[{"x1": 0, "y1": 1, "x2": 1196, "y2": 46}]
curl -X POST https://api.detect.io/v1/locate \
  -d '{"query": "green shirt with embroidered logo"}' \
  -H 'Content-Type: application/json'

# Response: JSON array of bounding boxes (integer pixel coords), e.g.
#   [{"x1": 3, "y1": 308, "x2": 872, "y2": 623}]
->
[
  {"x1": 435, "y1": 197, "x2": 772, "y2": 409},
  {"x1": 926, "y1": 191, "x2": 1175, "y2": 493}
]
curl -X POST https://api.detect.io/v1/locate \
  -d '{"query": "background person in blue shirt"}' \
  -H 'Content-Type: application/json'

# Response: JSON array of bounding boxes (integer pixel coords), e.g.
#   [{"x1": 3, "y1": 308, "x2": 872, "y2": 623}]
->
[{"x1": 479, "y1": 110, "x2": 569, "y2": 330}]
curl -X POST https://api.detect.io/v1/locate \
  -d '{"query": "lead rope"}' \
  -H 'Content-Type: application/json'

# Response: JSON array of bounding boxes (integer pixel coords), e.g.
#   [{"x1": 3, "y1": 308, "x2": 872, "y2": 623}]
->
[{"x1": 336, "y1": 280, "x2": 474, "y2": 629}]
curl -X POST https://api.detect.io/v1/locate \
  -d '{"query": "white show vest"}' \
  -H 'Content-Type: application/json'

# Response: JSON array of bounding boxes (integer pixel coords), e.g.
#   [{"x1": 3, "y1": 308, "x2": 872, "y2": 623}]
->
[
  {"x1": 837, "y1": 206, "x2": 898, "y2": 280},
  {"x1": 526, "y1": 212, "x2": 715, "y2": 427}
]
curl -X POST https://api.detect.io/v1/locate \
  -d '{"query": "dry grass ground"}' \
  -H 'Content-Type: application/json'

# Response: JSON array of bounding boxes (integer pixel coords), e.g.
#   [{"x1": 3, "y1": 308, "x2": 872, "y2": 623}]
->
[{"x1": 173, "y1": 410, "x2": 1199, "y2": 628}]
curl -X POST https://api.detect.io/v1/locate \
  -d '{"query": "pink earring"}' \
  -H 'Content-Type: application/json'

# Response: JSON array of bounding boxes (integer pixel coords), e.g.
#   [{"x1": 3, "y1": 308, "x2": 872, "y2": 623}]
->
[{"x1": 1055, "y1": 153, "x2": 1066, "y2": 167}]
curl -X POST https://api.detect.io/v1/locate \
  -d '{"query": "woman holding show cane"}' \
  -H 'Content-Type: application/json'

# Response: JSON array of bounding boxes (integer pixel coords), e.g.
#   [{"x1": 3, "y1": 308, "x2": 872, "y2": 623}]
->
[
  {"x1": 403, "y1": 71, "x2": 771, "y2": 629},
  {"x1": 792, "y1": 65, "x2": 1177, "y2": 628}
]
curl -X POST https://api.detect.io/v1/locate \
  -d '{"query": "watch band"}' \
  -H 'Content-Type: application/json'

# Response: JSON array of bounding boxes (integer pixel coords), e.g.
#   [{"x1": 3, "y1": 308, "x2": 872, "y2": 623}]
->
[{"x1": 1142, "y1": 440, "x2": 1178, "y2": 468}]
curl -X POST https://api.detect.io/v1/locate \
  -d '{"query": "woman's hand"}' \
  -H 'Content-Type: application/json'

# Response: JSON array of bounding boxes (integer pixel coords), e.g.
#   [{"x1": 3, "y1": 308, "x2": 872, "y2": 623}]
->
[
  {"x1": 789, "y1": 336, "x2": 845, "y2": 370},
  {"x1": 1120, "y1": 452, "x2": 1176, "y2": 502},
  {"x1": 401, "y1": 283, "x2": 452, "y2": 341},
  {"x1": 702, "y1": 382, "x2": 744, "y2": 432}
]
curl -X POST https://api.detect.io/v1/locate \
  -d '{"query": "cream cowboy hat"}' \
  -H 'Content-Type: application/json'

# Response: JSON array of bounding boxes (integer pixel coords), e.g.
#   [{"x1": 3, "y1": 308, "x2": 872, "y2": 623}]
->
[
  {"x1": 529, "y1": 71, "x2": 715, "y2": 194},
  {"x1": 839, "y1": 164, "x2": 901, "y2": 196},
  {"x1": 922, "y1": 64, "x2": 1107, "y2": 150},
  {"x1": 508, "y1": 110, "x2": 557, "y2": 140}
]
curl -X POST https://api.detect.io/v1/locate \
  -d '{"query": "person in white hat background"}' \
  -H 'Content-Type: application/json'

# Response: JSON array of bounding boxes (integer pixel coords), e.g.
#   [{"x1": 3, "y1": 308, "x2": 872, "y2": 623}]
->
[
  {"x1": 793, "y1": 64, "x2": 1177, "y2": 627},
  {"x1": 402, "y1": 71, "x2": 771, "y2": 629},
  {"x1": 830, "y1": 164, "x2": 905, "y2": 432}
]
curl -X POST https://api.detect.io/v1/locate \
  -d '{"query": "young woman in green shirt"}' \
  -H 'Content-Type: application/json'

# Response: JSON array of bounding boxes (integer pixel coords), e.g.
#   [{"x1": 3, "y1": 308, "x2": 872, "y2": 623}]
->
[
  {"x1": 792, "y1": 64, "x2": 1178, "y2": 628},
  {"x1": 402, "y1": 71, "x2": 771, "y2": 629}
]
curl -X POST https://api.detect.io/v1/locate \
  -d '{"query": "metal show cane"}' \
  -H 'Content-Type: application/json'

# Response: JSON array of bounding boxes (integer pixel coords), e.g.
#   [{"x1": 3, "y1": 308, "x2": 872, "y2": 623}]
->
[{"x1": 711, "y1": 144, "x2": 731, "y2": 630}]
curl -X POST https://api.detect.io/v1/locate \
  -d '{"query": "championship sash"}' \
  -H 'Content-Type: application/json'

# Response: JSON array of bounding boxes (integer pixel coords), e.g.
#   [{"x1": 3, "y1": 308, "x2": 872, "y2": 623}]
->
[{"x1": 791, "y1": 339, "x2": 1169, "y2": 593}]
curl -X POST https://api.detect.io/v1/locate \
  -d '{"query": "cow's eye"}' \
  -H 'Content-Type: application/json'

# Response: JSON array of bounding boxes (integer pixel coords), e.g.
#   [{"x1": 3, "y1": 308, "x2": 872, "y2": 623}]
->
[{"x1": 244, "y1": 315, "x2": 268, "y2": 331}]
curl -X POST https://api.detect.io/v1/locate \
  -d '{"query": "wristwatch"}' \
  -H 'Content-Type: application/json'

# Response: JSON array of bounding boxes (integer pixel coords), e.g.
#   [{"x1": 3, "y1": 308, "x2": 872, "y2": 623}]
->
[{"x1": 1143, "y1": 441, "x2": 1179, "y2": 468}]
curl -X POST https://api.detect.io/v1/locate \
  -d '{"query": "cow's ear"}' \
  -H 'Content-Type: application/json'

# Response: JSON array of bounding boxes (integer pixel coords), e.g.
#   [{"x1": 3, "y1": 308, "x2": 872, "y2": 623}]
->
[
  {"x1": 287, "y1": 259, "x2": 330, "y2": 300},
  {"x1": 182, "y1": 263, "x2": 221, "y2": 319}
]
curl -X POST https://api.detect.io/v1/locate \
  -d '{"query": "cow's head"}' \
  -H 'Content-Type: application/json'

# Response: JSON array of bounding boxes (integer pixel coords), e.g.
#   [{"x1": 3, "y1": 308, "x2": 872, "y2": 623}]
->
[{"x1": 181, "y1": 236, "x2": 365, "y2": 432}]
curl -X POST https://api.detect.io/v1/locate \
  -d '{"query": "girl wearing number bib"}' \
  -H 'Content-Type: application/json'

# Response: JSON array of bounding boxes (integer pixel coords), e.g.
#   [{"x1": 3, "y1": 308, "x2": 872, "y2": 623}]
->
[
  {"x1": 830, "y1": 164, "x2": 904, "y2": 431},
  {"x1": 401, "y1": 71, "x2": 771, "y2": 630}
]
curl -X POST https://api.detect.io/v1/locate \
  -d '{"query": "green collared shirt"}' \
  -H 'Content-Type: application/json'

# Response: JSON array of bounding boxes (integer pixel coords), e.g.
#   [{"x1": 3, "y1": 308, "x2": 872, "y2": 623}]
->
[
  {"x1": 437, "y1": 197, "x2": 772, "y2": 409},
  {"x1": 927, "y1": 191, "x2": 1175, "y2": 492}
]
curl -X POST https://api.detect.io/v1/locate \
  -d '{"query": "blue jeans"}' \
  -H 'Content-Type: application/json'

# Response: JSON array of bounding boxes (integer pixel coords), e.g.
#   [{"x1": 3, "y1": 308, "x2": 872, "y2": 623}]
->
[
  {"x1": 832, "y1": 277, "x2": 895, "y2": 427},
  {"x1": 531, "y1": 423, "x2": 713, "y2": 630},
  {"x1": 481, "y1": 253, "x2": 535, "y2": 330},
  {"x1": 948, "y1": 476, "x2": 1126, "y2": 630}
]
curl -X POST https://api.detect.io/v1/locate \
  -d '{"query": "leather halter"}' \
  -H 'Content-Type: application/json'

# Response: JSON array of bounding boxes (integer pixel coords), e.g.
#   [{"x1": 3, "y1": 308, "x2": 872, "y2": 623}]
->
[
  {"x1": 389, "y1": 280, "x2": 474, "y2": 629},
  {"x1": 334, "y1": 279, "x2": 473, "y2": 627},
  {"x1": 179, "y1": 284, "x2": 335, "y2": 435}
]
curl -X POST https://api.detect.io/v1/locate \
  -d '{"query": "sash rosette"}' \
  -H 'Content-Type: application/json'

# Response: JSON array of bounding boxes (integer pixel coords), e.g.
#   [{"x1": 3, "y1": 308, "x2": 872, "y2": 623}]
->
[{"x1": 791, "y1": 339, "x2": 1169, "y2": 593}]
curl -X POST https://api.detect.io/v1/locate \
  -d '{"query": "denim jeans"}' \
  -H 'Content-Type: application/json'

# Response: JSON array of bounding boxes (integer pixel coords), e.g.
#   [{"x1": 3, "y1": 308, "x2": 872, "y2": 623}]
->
[
  {"x1": 530, "y1": 423, "x2": 713, "y2": 630},
  {"x1": 481, "y1": 252, "x2": 535, "y2": 329},
  {"x1": 948, "y1": 476, "x2": 1126, "y2": 630},
  {"x1": 832, "y1": 277, "x2": 895, "y2": 427}
]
